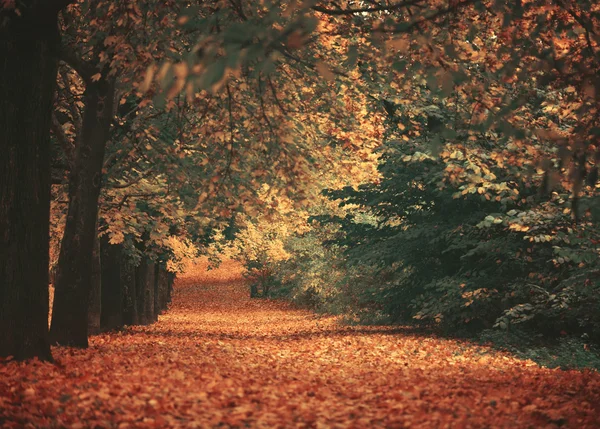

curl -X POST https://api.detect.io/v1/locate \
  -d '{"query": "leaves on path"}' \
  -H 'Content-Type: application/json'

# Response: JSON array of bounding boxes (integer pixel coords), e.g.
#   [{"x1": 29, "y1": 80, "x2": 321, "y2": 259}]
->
[{"x1": 2, "y1": 259, "x2": 600, "y2": 428}]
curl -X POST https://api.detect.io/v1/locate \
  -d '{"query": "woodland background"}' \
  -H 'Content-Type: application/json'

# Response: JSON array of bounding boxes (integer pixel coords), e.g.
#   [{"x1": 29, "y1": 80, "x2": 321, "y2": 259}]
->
[{"x1": 1, "y1": 0, "x2": 600, "y2": 370}]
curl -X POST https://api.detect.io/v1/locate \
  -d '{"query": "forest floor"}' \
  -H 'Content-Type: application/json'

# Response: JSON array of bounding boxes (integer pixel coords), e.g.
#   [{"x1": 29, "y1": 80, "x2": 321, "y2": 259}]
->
[{"x1": 2, "y1": 259, "x2": 600, "y2": 428}]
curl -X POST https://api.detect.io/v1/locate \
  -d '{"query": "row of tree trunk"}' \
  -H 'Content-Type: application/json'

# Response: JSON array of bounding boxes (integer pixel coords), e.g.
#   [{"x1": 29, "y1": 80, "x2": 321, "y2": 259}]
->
[
  {"x1": 1, "y1": 1, "x2": 176, "y2": 361},
  {"x1": 85, "y1": 237, "x2": 175, "y2": 335},
  {"x1": 48, "y1": 75, "x2": 116, "y2": 347}
]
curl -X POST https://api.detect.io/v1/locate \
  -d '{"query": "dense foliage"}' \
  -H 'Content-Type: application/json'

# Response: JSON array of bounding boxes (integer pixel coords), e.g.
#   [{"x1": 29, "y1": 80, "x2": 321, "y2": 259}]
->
[
  {"x1": 235, "y1": 137, "x2": 600, "y2": 369},
  {"x1": 4, "y1": 2, "x2": 600, "y2": 426},
  {"x1": 3, "y1": 0, "x2": 600, "y2": 367},
  {"x1": 230, "y1": 0, "x2": 600, "y2": 356}
]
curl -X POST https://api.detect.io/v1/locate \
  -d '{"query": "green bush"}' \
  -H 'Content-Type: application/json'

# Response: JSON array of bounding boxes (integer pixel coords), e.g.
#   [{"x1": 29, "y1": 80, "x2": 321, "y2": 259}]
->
[
  {"x1": 235, "y1": 98, "x2": 600, "y2": 368},
  {"x1": 273, "y1": 131, "x2": 600, "y2": 345}
]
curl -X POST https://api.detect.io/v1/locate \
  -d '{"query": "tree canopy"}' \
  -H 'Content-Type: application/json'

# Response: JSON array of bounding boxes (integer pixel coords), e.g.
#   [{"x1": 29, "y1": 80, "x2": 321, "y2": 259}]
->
[{"x1": 1, "y1": 0, "x2": 600, "y2": 366}]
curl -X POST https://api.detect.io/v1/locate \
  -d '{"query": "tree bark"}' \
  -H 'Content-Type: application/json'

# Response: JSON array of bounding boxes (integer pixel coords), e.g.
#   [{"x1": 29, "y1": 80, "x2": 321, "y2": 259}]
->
[
  {"x1": 155, "y1": 266, "x2": 170, "y2": 314},
  {"x1": 100, "y1": 237, "x2": 123, "y2": 331},
  {"x1": 0, "y1": 5, "x2": 61, "y2": 361},
  {"x1": 167, "y1": 271, "x2": 175, "y2": 306},
  {"x1": 154, "y1": 265, "x2": 160, "y2": 319},
  {"x1": 145, "y1": 261, "x2": 156, "y2": 323},
  {"x1": 135, "y1": 261, "x2": 147, "y2": 325},
  {"x1": 135, "y1": 259, "x2": 155, "y2": 325},
  {"x1": 50, "y1": 76, "x2": 115, "y2": 347},
  {"x1": 87, "y1": 226, "x2": 102, "y2": 335},
  {"x1": 122, "y1": 257, "x2": 138, "y2": 325}
]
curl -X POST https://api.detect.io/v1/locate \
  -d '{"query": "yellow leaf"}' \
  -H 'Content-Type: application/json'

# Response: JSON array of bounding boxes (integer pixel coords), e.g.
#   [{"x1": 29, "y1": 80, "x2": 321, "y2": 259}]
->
[
  {"x1": 91, "y1": 73, "x2": 102, "y2": 82},
  {"x1": 109, "y1": 231, "x2": 124, "y2": 245}
]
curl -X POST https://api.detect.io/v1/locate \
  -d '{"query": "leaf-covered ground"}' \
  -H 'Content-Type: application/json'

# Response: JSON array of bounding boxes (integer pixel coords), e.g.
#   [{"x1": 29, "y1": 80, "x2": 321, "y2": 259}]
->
[{"x1": 2, "y1": 260, "x2": 600, "y2": 428}]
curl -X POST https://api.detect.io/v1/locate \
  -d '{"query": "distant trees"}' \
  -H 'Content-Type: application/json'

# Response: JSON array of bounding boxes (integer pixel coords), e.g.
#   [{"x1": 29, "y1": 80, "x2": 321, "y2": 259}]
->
[
  {"x1": 96, "y1": 240, "x2": 174, "y2": 331},
  {"x1": 48, "y1": 0, "x2": 178, "y2": 347}
]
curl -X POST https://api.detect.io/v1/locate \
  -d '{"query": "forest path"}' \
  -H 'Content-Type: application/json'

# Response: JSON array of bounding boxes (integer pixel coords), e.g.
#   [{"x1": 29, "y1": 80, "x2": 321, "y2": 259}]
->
[{"x1": 2, "y1": 259, "x2": 600, "y2": 428}]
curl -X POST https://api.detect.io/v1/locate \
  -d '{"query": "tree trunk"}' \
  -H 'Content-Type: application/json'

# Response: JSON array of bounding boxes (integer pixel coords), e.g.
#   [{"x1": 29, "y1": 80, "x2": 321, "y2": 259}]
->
[
  {"x1": 50, "y1": 76, "x2": 115, "y2": 347},
  {"x1": 145, "y1": 261, "x2": 156, "y2": 324},
  {"x1": 154, "y1": 265, "x2": 162, "y2": 319},
  {"x1": 87, "y1": 227, "x2": 102, "y2": 335},
  {"x1": 135, "y1": 260, "x2": 148, "y2": 325},
  {"x1": 100, "y1": 237, "x2": 123, "y2": 331},
  {"x1": 167, "y1": 272, "x2": 175, "y2": 306},
  {"x1": 0, "y1": 6, "x2": 60, "y2": 361},
  {"x1": 135, "y1": 259, "x2": 155, "y2": 325},
  {"x1": 135, "y1": 261, "x2": 146, "y2": 325},
  {"x1": 155, "y1": 266, "x2": 170, "y2": 314},
  {"x1": 122, "y1": 257, "x2": 138, "y2": 325}
]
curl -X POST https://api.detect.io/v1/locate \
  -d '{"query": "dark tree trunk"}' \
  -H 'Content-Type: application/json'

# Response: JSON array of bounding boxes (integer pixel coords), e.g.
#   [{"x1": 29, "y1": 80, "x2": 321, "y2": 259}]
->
[
  {"x1": 155, "y1": 266, "x2": 170, "y2": 314},
  {"x1": 122, "y1": 258, "x2": 138, "y2": 325},
  {"x1": 135, "y1": 259, "x2": 155, "y2": 325},
  {"x1": 167, "y1": 272, "x2": 175, "y2": 306},
  {"x1": 145, "y1": 261, "x2": 156, "y2": 323},
  {"x1": 154, "y1": 265, "x2": 160, "y2": 319},
  {"x1": 135, "y1": 261, "x2": 146, "y2": 325},
  {"x1": 87, "y1": 227, "x2": 102, "y2": 335},
  {"x1": 50, "y1": 76, "x2": 115, "y2": 347},
  {"x1": 100, "y1": 237, "x2": 123, "y2": 331},
  {"x1": 0, "y1": 5, "x2": 61, "y2": 361}
]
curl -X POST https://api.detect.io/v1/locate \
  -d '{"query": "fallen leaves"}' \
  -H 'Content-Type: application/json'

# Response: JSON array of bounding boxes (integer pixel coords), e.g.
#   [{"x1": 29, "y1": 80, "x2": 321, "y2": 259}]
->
[{"x1": 1, "y1": 258, "x2": 600, "y2": 427}]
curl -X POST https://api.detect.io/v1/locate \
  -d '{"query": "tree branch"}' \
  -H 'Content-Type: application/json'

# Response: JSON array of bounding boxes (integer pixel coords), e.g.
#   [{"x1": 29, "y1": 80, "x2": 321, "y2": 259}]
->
[
  {"x1": 59, "y1": 47, "x2": 97, "y2": 86},
  {"x1": 276, "y1": 47, "x2": 349, "y2": 78},
  {"x1": 312, "y1": 0, "x2": 425, "y2": 15},
  {"x1": 383, "y1": 0, "x2": 478, "y2": 34},
  {"x1": 268, "y1": 77, "x2": 290, "y2": 115}
]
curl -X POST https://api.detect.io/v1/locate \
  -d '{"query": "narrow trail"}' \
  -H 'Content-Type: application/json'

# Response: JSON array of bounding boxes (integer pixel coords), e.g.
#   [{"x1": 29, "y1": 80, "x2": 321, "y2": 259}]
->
[{"x1": 2, "y1": 260, "x2": 600, "y2": 428}]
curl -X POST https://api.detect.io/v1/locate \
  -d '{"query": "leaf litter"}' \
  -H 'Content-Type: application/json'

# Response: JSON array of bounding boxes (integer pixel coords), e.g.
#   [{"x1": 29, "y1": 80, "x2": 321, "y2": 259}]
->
[{"x1": 1, "y1": 259, "x2": 600, "y2": 428}]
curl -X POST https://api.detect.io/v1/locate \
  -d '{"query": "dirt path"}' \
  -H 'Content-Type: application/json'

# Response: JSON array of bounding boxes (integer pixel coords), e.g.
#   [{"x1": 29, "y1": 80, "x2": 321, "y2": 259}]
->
[{"x1": 2, "y1": 260, "x2": 600, "y2": 428}]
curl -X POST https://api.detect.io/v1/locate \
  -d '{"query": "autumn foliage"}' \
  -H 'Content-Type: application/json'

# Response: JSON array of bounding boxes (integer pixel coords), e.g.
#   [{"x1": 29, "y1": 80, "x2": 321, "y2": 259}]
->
[
  {"x1": 3, "y1": 0, "x2": 600, "y2": 427},
  {"x1": 2, "y1": 259, "x2": 600, "y2": 428}
]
